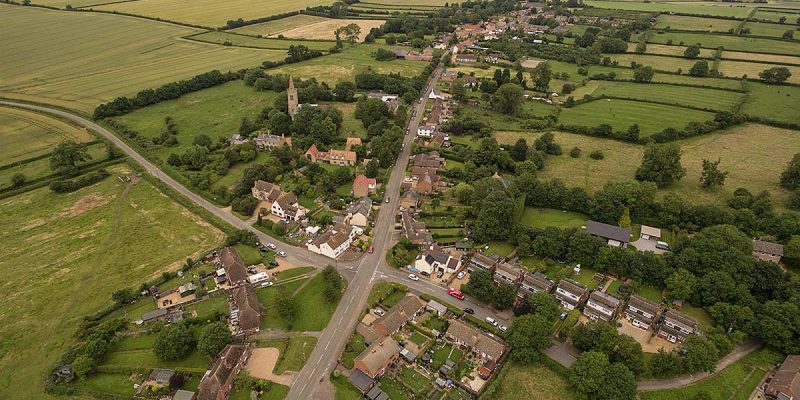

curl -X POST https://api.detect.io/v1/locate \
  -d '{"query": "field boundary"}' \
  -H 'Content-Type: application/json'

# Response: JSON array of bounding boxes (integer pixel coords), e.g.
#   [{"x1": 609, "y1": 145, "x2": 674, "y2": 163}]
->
[{"x1": 181, "y1": 31, "x2": 336, "y2": 52}]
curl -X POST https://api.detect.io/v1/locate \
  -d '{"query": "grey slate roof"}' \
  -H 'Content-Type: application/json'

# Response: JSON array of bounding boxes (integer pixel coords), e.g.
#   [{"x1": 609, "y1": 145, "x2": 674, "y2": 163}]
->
[{"x1": 586, "y1": 220, "x2": 631, "y2": 243}]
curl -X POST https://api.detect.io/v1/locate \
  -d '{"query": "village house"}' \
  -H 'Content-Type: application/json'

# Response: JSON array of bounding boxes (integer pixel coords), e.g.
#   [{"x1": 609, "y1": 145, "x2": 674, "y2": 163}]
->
[
  {"x1": 413, "y1": 170, "x2": 445, "y2": 195},
  {"x1": 354, "y1": 336, "x2": 401, "y2": 379},
  {"x1": 232, "y1": 285, "x2": 262, "y2": 336},
  {"x1": 428, "y1": 89, "x2": 448, "y2": 101},
  {"x1": 517, "y1": 271, "x2": 554, "y2": 299},
  {"x1": 251, "y1": 180, "x2": 282, "y2": 203},
  {"x1": 555, "y1": 278, "x2": 588, "y2": 310},
  {"x1": 197, "y1": 344, "x2": 250, "y2": 400},
  {"x1": 462, "y1": 75, "x2": 479, "y2": 88},
  {"x1": 372, "y1": 295, "x2": 425, "y2": 336},
  {"x1": 753, "y1": 239, "x2": 784, "y2": 263},
  {"x1": 493, "y1": 262, "x2": 524, "y2": 287},
  {"x1": 640, "y1": 225, "x2": 662, "y2": 240},
  {"x1": 353, "y1": 174, "x2": 377, "y2": 197},
  {"x1": 219, "y1": 246, "x2": 247, "y2": 287},
  {"x1": 455, "y1": 54, "x2": 478, "y2": 64},
  {"x1": 345, "y1": 196, "x2": 372, "y2": 227},
  {"x1": 586, "y1": 220, "x2": 632, "y2": 248},
  {"x1": 417, "y1": 125, "x2": 435, "y2": 137},
  {"x1": 270, "y1": 191, "x2": 305, "y2": 222},
  {"x1": 399, "y1": 190, "x2": 420, "y2": 210},
  {"x1": 467, "y1": 252, "x2": 498, "y2": 273},
  {"x1": 253, "y1": 133, "x2": 291, "y2": 150},
  {"x1": 414, "y1": 245, "x2": 461, "y2": 276},
  {"x1": 445, "y1": 319, "x2": 507, "y2": 361},
  {"x1": 657, "y1": 309, "x2": 699, "y2": 343},
  {"x1": 401, "y1": 210, "x2": 433, "y2": 245},
  {"x1": 305, "y1": 144, "x2": 357, "y2": 166},
  {"x1": 624, "y1": 294, "x2": 661, "y2": 330},
  {"x1": 583, "y1": 291, "x2": 621, "y2": 322},
  {"x1": 412, "y1": 153, "x2": 445, "y2": 169},
  {"x1": 228, "y1": 134, "x2": 249, "y2": 146},
  {"x1": 765, "y1": 355, "x2": 800, "y2": 400},
  {"x1": 440, "y1": 71, "x2": 459, "y2": 81},
  {"x1": 307, "y1": 224, "x2": 356, "y2": 259}
]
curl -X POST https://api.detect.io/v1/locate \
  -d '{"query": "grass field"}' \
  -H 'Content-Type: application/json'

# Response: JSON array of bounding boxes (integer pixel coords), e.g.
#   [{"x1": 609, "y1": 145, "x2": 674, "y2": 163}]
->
[
  {"x1": 752, "y1": 8, "x2": 800, "y2": 23},
  {"x1": 716, "y1": 60, "x2": 800, "y2": 83},
  {"x1": 629, "y1": 43, "x2": 715, "y2": 58},
  {"x1": 231, "y1": 14, "x2": 329, "y2": 36},
  {"x1": 558, "y1": 99, "x2": 715, "y2": 135},
  {"x1": 92, "y1": 0, "x2": 336, "y2": 27},
  {"x1": 742, "y1": 20, "x2": 797, "y2": 37},
  {"x1": 272, "y1": 336, "x2": 318, "y2": 374},
  {"x1": 0, "y1": 143, "x2": 108, "y2": 190},
  {"x1": 740, "y1": 82, "x2": 800, "y2": 125},
  {"x1": 654, "y1": 15, "x2": 740, "y2": 32},
  {"x1": 721, "y1": 50, "x2": 800, "y2": 65},
  {"x1": 72, "y1": 373, "x2": 137, "y2": 398},
  {"x1": 0, "y1": 5, "x2": 284, "y2": 112},
  {"x1": 647, "y1": 31, "x2": 800, "y2": 55},
  {"x1": 583, "y1": 0, "x2": 755, "y2": 18},
  {"x1": 187, "y1": 31, "x2": 335, "y2": 51},
  {"x1": 267, "y1": 44, "x2": 430, "y2": 84},
  {"x1": 590, "y1": 81, "x2": 745, "y2": 111},
  {"x1": 607, "y1": 53, "x2": 701, "y2": 74},
  {"x1": 495, "y1": 124, "x2": 800, "y2": 207},
  {"x1": 272, "y1": 18, "x2": 386, "y2": 41},
  {"x1": 486, "y1": 361, "x2": 576, "y2": 400},
  {"x1": 520, "y1": 208, "x2": 587, "y2": 229},
  {"x1": 0, "y1": 106, "x2": 93, "y2": 165},
  {"x1": 0, "y1": 165, "x2": 223, "y2": 399}
]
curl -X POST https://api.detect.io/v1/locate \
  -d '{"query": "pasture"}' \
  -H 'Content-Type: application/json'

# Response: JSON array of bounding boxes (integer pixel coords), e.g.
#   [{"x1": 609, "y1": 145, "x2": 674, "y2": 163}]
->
[
  {"x1": 654, "y1": 15, "x2": 740, "y2": 32},
  {"x1": 590, "y1": 81, "x2": 745, "y2": 111},
  {"x1": 741, "y1": 21, "x2": 797, "y2": 37},
  {"x1": 0, "y1": 106, "x2": 93, "y2": 165},
  {"x1": 627, "y1": 43, "x2": 714, "y2": 58},
  {"x1": 607, "y1": 53, "x2": 701, "y2": 73},
  {"x1": 558, "y1": 99, "x2": 715, "y2": 136},
  {"x1": 91, "y1": 0, "x2": 336, "y2": 27},
  {"x1": 187, "y1": 31, "x2": 335, "y2": 51},
  {"x1": 0, "y1": 143, "x2": 108, "y2": 190},
  {"x1": 647, "y1": 31, "x2": 800, "y2": 55},
  {"x1": 0, "y1": 164, "x2": 223, "y2": 399},
  {"x1": 494, "y1": 124, "x2": 800, "y2": 207},
  {"x1": 231, "y1": 14, "x2": 329, "y2": 37},
  {"x1": 582, "y1": 0, "x2": 755, "y2": 18},
  {"x1": 720, "y1": 50, "x2": 800, "y2": 66},
  {"x1": 716, "y1": 60, "x2": 800, "y2": 84},
  {"x1": 520, "y1": 208, "x2": 587, "y2": 230},
  {"x1": 271, "y1": 18, "x2": 386, "y2": 41},
  {"x1": 740, "y1": 82, "x2": 800, "y2": 125},
  {"x1": 752, "y1": 8, "x2": 800, "y2": 23},
  {"x1": 0, "y1": 5, "x2": 284, "y2": 112}
]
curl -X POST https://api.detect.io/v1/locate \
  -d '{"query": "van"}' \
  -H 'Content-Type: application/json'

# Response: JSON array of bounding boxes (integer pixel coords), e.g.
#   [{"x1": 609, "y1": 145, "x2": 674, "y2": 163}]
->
[
  {"x1": 656, "y1": 241, "x2": 670, "y2": 250},
  {"x1": 485, "y1": 317, "x2": 497, "y2": 326}
]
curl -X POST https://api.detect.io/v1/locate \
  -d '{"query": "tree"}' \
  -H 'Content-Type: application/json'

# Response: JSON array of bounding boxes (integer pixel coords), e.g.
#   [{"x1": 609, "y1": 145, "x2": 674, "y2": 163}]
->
[
  {"x1": 635, "y1": 42, "x2": 647, "y2": 54},
  {"x1": 571, "y1": 321, "x2": 619, "y2": 354},
  {"x1": 780, "y1": 153, "x2": 800, "y2": 190},
  {"x1": 111, "y1": 288, "x2": 136, "y2": 306},
  {"x1": 72, "y1": 355, "x2": 94, "y2": 379},
  {"x1": 635, "y1": 143, "x2": 686, "y2": 188},
  {"x1": 50, "y1": 140, "x2": 90, "y2": 176},
  {"x1": 83, "y1": 339, "x2": 110, "y2": 362},
  {"x1": 611, "y1": 334, "x2": 644, "y2": 376},
  {"x1": 180, "y1": 145, "x2": 210, "y2": 170},
  {"x1": 450, "y1": 78, "x2": 467, "y2": 101},
  {"x1": 683, "y1": 44, "x2": 701, "y2": 59},
  {"x1": 783, "y1": 30, "x2": 794, "y2": 39},
  {"x1": 570, "y1": 351, "x2": 610, "y2": 400},
  {"x1": 530, "y1": 62, "x2": 552, "y2": 91},
  {"x1": 510, "y1": 138, "x2": 528, "y2": 161},
  {"x1": 464, "y1": 269, "x2": 496, "y2": 303},
  {"x1": 597, "y1": 362, "x2": 637, "y2": 400},
  {"x1": 197, "y1": 322, "x2": 231, "y2": 359},
  {"x1": 666, "y1": 268, "x2": 696, "y2": 300},
  {"x1": 527, "y1": 292, "x2": 561, "y2": 322},
  {"x1": 759, "y1": 67, "x2": 792, "y2": 84},
  {"x1": 338, "y1": 23, "x2": 361, "y2": 43},
  {"x1": 154, "y1": 324, "x2": 196, "y2": 361},
  {"x1": 618, "y1": 207, "x2": 631, "y2": 228},
  {"x1": 507, "y1": 314, "x2": 552, "y2": 362},
  {"x1": 365, "y1": 158, "x2": 380, "y2": 178},
  {"x1": 10, "y1": 173, "x2": 26, "y2": 188},
  {"x1": 472, "y1": 190, "x2": 516, "y2": 241},
  {"x1": 494, "y1": 283, "x2": 517, "y2": 310},
  {"x1": 322, "y1": 265, "x2": 343, "y2": 303},
  {"x1": 633, "y1": 66, "x2": 655, "y2": 83},
  {"x1": 492, "y1": 83, "x2": 524, "y2": 115},
  {"x1": 698, "y1": 158, "x2": 728, "y2": 188},
  {"x1": 681, "y1": 335, "x2": 719, "y2": 373},
  {"x1": 276, "y1": 287, "x2": 298, "y2": 327},
  {"x1": 193, "y1": 134, "x2": 212, "y2": 148},
  {"x1": 650, "y1": 348, "x2": 680, "y2": 377},
  {"x1": 689, "y1": 60, "x2": 710, "y2": 77},
  {"x1": 333, "y1": 80, "x2": 356, "y2": 102},
  {"x1": 452, "y1": 182, "x2": 475, "y2": 205}
]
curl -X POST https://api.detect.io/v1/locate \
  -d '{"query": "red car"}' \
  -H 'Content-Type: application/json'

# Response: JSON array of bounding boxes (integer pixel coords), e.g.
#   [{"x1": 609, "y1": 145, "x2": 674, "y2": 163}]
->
[
  {"x1": 368, "y1": 246, "x2": 374, "y2": 254},
  {"x1": 448, "y1": 288, "x2": 464, "y2": 300}
]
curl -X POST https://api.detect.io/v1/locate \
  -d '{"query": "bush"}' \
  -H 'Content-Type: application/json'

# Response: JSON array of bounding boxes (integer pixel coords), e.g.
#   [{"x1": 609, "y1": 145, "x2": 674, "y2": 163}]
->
[
  {"x1": 10, "y1": 173, "x2": 26, "y2": 187},
  {"x1": 49, "y1": 169, "x2": 110, "y2": 193},
  {"x1": 589, "y1": 150, "x2": 604, "y2": 160},
  {"x1": 569, "y1": 147, "x2": 581, "y2": 158}
]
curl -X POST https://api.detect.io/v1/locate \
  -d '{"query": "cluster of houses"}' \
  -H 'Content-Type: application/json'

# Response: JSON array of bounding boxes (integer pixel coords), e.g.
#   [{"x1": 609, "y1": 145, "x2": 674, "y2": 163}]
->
[
  {"x1": 305, "y1": 137, "x2": 362, "y2": 167},
  {"x1": 251, "y1": 180, "x2": 307, "y2": 222},
  {"x1": 416, "y1": 92, "x2": 454, "y2": 147},
  {"x1": 401, "y1": 152, "x2": 449, "y2": 195}
]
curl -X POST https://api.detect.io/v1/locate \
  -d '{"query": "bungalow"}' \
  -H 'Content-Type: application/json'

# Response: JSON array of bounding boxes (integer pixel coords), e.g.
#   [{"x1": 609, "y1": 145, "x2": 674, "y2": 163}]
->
[
  {"x1": 417, "y1": 125, "x2": 435, "y2": 137},
  {"x1": 494, "y1": 262, "x2": 524, "y2": 287},
  {"x1": 197, "y1": 344, "x2": 250, "y2": 400},
  {"x1": 753, "y1": 239, "x2": 783, "y2": 263},
  {"x1": 583, "y1": 291, "x2": 621, "y2": 322},
  {"x1": 765, "y1": 355, "x2": 800, "y2": 400},
  {"x1": 586, "y1": 220, "x2": 631, "y2": 247},
  {"x1": 414, "y1": 246, "x2": 460, "y2": 276},
  {"x1": 141, "y1": 308, "x2": 169, "y2": 324},
  {"x1": 657, "y1": 309, "x2": 699, "y2": 343},
  {"x1": 517, "y1": 271, "x2": 554, "y2": 299},
  {"x1": 624, "y1": 295, "x2": 661, "y2": 330},
  {"x1": 555, "y1": 279, "x2": 588, "y2": 310},
  {"x1": 456, "y1": 54, "x2": 478, "y2": 64},
  {"x1": 640, "y1": 225, "x2": 661, "y2": 240},
  {"x1": 467, "y1": 253, "x2": 498, "y2": 272},
  {"x1": 178, "y1": 282, "x2": 196, "y2": 297},
  {"x1": 353, "y1": 174, "x2": 377, "y2": 198},
  {"x1": 271, "y1": 192, "x2": 305, "y2": 222},
  {"x1": 372, "y1": 295, "x2": 425, "y2": 336},
  {"x1": 445, "y1": 319, "x2": 507, "y2": 361},
  {"x1": 305, "y1": 144, "x2": 357, "y2": 166},
  {"x1": 345, "y1": 196, "x2": 372, "y2": 227},
  {"x1": 232, "y1": 285, "x2": 262, "y2": 336},
  {"x1": 253, "y1": 133, "x2": 291, "y2": 150},
  {"x1": 307, "y1": 225, "x2": 355, "y2": 259},
  {"x1": 219, "y1": 246, "x2": 247, "y2": 287},
  {"x1": 354, "y1": 336, "x2": 400, "y2": 379}
]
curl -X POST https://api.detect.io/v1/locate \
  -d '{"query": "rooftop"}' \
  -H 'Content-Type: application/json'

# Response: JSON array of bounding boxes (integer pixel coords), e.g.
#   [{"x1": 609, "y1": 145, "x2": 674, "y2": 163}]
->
[{"x1": 586, "y1": 220, "x2": 631, "y2": 243}]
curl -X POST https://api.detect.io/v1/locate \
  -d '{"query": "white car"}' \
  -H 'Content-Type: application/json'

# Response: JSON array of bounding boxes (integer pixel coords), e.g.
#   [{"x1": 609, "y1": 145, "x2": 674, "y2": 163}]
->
[
  {"x1": 499, "y1": 325, "x2": 508, "y2": 332},
  {"x1": 374, "y1": 308, "x2": 385, "y2": 317},
  {"x1": 485, "y1": 317, "x2": 498, "y2": 326},
  {"x1": 267, "y1": 243, "x2": 277, "y2": 250},
  {"x1": 260, "y1": 281, "x2": 274, "y2": 288},
  {"x1": 277, "y1": 251, "x2": 287, "y2": 257},
  {"x1": 408, "y1": 274, "x2": 419, "y2": 281},
  {"x1": 456, "y1": 271, "x2": 466, "y2": 280}
]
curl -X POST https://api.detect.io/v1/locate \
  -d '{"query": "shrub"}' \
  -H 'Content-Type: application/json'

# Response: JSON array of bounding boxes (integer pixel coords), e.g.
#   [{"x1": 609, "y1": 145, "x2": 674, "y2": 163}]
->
[
  {"x1": 49, "y1": 169, "x2": 110, "y2": 193},
  {"x1": 589, "y1": 150, "x2": 604, "y2": 160},
  {"x1": 569, "y1": 147, "x2": 581, "y2": 158}
]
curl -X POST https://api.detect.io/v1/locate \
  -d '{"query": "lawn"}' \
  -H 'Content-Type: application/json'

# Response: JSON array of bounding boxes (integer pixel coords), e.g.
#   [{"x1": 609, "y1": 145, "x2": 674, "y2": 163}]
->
[
  {"x1": 332, "y1": 374, "x2": 363, "y2": 400},
  {"x1": 398, "y1": 367, "x2": 430, "y2": 394},
  {"x1": 185, "y1": 294, "x2": 229, "y2": 322},
  {"x1": 0, "y1": 165, "x2": 222, "y2": 399},
  {"x1": 0, "y1": 106, "x2": 93, "y2": 165},
  {"x1": 0, "y1": 4, "x2": 283, "y2": 112},
  {"x1": 341, "y1": 333, "x2": 366, "y2": 369},
  {"x1": 368, "y1": 282, "x2": 408, "y2": 308},
  {"x1": 432, "y1": 344, "x2": 464, "y2": 369},
  {"x1": 92, "y1": 0, "x2": 337, "y2": 27},
  {"x1": 486, "y1": 360, "x2": 576, "y2": 400},
  {"x1": 558, "y1": 99, "x2": 716, "y2": 136},
  {"x1": 483, "y1": 241, "x2": 516, "y2": 258},
  {"x1": 647, "y1": 31, "x2": 800, "y2": 55},
  {"x1": 571, "y1": 266, "x2": 601, "y2": 289},
  {"x1": 263, "y1": 271, "x2": 344, "y2": 331},
  {"x1": 380, "y1": 378, "x2": 410, "y2": 400},
  {"x1": 636, "y1": 285, "x2": 665, "y2": 303},
  {"x1": 640, "y1": 348, "x2": 782, "y2": 400},
  {"x1": 325, "y1": 102, "x2": 368, "y2": 139},
  {"x1": 0, "y1": 143, "x2": 109, "y2": 191},
  {"x1": 423, "y1": 316, "x2": 447, "y2": 332},
  {"x1": 274, "y1": 336, "x2": 318, "y2": 374},
  {"x1": 186, "y1": 31, "x2": 334, "y2": 51},
  {"x1": 232, "y1": 14, "x2": 330, "y2": 36},
  {"x1": 409, "y1": 331, "x2": 430, "y2": 347},
  {"x1": 520, "y1": 208, "x2": 588, "y2": 230},
  {"x1": 110, "y1": 333, "x2": 159, "y2": 352},
  {"x1": 680, "y1": 304, "x2": 714, "y2": 331},
  {"x1": 589, "y1": 81, "x2": 745, "y2": 112},
  {"x1": 100, "y1": 348, "x2": 210, "y2": 372},
  {"x1": 71, "y1": 373, "x2": 137, "y2": 397}
]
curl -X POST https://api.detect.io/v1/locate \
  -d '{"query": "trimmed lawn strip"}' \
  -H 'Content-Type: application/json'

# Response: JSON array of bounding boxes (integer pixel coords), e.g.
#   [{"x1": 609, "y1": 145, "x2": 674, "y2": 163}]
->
[{"x1": 520, "y1": 208, "x2": 588, "y2": 229}]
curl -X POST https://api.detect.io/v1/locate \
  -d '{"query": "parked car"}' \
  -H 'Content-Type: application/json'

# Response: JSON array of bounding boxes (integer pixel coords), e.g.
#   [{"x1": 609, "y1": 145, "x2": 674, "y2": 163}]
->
[
  {"x1": 374, "y1": 307, "x2": 385, "y2": 317},
  {"x1": 656, "y1": 241, "x2": 671, "y2": 250},
  {"x1": 408, "y1": 274, "x2": 419, "y2": 281},
  {"x1": 267, "y1": 243, "x2": 277, "y2": 250},
  {"x1": 463, "y1": 307, "x2": 475, "y2": 314},
  {"x1": 368, "y1": 246, "x2": 374, "y2": 254},
  {"x1": 277, "y1": 251, "x2": 286, "y2": 257},
  {"x1": 436, "y1": 270, "x2": 444, "y2": 278},
  {"x1": 268, "y1": 261, "x2": 279, "y2": 267},
  {"x1": 260, "y1": 282, "x2": 274, "y2": 288},
  {"x1": 385, "y1": 197, "x2": 390, "y2": 203},
  {"x1": 485, "y1": 317, "x2": 498, "y2": 327},
  {"x1": 499, "y1": 325, "x2": 508, "y2": 332},
  {"x1": 456, "y1": 271, "x2": 466, "y2": 280},
  {"x1": 447, "y1": 288, "x2": 464, "y2": 300}
]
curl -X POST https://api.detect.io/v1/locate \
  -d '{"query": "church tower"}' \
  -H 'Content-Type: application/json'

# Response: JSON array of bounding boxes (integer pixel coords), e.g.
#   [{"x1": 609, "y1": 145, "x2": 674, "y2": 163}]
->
[{"x1": 287, "y1": 75, "x2": 299, "y2": 118}]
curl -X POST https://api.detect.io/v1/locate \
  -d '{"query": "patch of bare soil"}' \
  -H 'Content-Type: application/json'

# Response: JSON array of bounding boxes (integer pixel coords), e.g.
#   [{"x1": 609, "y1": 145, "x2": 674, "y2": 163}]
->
[{"x1": 60, "y1": 194, "x2": 113, "y2": 217}]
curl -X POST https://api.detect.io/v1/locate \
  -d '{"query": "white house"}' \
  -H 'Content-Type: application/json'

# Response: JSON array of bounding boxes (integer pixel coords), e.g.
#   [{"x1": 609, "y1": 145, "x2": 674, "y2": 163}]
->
[
  {"x1": 583, "y1": 291, "x2": 621, "y2": 322},
  {"x1": 417, "y1": 125, "x2": 435, "y2": 137},
  {"x1": 624, "y1": 295, "x2": 661, "y2": 330},
  {"x1": 271, "y1": 192, "x2": 305, "y2": 222},
  {"x1": 414, "y1": 246, "x2": 460, "y2": 276},
  {"x1": 306, "y1": 224, "x2": 357, "y2": 259},
  {"x1": 554, "y1": 279, "x2": 587, "y2": 310},
  {"x1": 428, "y1": 89, "x2": 447, "y2": 100}
]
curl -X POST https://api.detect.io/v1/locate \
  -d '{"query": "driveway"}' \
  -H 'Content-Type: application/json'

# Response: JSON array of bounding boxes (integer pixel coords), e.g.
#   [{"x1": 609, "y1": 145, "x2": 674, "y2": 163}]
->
[{"x1": 631, "y1": 238, "x2": 668, "y2": 254}]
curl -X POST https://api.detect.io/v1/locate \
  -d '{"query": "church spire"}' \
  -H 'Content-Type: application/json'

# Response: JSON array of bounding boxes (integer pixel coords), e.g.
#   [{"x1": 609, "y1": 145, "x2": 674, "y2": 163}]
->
[{"x1": 287, "y1": 75, "x2": 299, "y2": 118}]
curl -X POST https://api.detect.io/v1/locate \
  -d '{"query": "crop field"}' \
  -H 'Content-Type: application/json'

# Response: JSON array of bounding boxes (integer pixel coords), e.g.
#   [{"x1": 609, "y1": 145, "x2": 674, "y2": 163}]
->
[
  {"x1": 0, "y1": 5, "x2": 284, "y2": 112},
  {"x1": 716, "y1": 60, "x2": 800, "y2": 83},
  {"x1": 494, "y1": 124, "x2": 800, "y2": 207},
  {"x1": 0, "y1": 164, "x2": 223, "y2": 399},
  {"x1": 582, "y1": 0, "x2": 754, "y2": 18},
  {"x1": 0, "y1": 106, "x2": 93, "y2": 165},
  {"x1": 558, "y1": 99, "x2": 715, "y2": 135},
  {"x1": 654, "y1": 15, "x2": 740, "y2": 32},
  {"x1": 607, "y1": 53, "x2": 703, "y2": 73},
  {"x1": 741, "y1": 21, "x2": 797, "y2": 37},
  {"x1": 91, "y1": 0, "x2": 337, "y2": 28},
  {"x1": 752, "y1": 8, "x2": 800, "y2": 23},
  {"x1": 272, "y1": 18, "x2": 386, "y2": 41},
  {"x1": 361, "y1": 0, "x2": 451, "y2": 5},
  {"x1": 740, "y1": 82, "x2": 800, "y2": 125},
  {"x1": 628, "y1": 43, "x2": 714, "y2": 58},
  {"x1": 267, "y1": 44, "x2": 430, "y2": 84},
  {"x1": 647, "y1": 31, "x2": 800, "y2": 55},
  {"x1": 231, "y1": 14, "x2": 329, "y2": 37},
  {"x1": 590, "y1": 81, "x2": 745, "y2": 111},
  {"x1": 186, "y1": 31, "x2": 335, "y2": 51},
  {"x1": 720, "y1": 50, "x2": 800, "y2": 65}
]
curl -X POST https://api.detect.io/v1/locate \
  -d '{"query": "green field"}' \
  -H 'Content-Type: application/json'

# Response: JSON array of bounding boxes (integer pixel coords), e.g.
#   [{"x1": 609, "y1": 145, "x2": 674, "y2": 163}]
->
[
  {"x1": 654, "y1": 15, "x2": 740, "y2": 32},
  {"x1": 0, "y1": 5, "x2": 283, "y2": 112},
  {"x1": 716, "y1": 60, "x2": 800, "y2": 84},
  {"x1": 629, "y1": 43, "x2": 715, "y2": 58},
  {"x1": 583, "y1": 0, "x2": 755, "y2": 18},
  {"x1": 752, "y1": 8, "x2": 800, "y2": 23},
  {"x1": 742, "y1": 21, "x2": 798, "y2": 37},
  {"x1": 721, "y1": 50, "x2": 800, "y2": 65},
  {"x1": 486, "y1": 361, "x2": 576, "y2": 400},
  {"x1": 260, "y1": 269, "x2": 342, "y2": 331},
  {"x1": 92, "y1": 0, "x2": 336, "y2": 27},
  {"x1": 0, "y1": 106, "x2": 93, "y2": 165},
  {"x1": 608, "y1": 53, "x2": 702, "y2": 73},
  {"x1": 590, "y1": 81, "x2": 745, "y2": 111},
  {"x1": 0, "y1": 165, "x2": 223, "y2": 399},
  {"x1": 271, "y1": 336, "x2": 318, "y2": 374},
  {"x1": 0, "y1": 142, "x2": 109, "y2": 190},
  {"x1": 186, "y1": 31, "x2": 335, "y2": 51},
  {"x1": 647, "y1": 31, "x2": 800, "y2": 55},
  {"x1": 72, "y1": 373, "x2": 137, "y2": 398},
  {"x1": 520, "y1": 208, "x2": 587, "y2": 229},
  {"x1": 495, "y1": 124, "x2": 800, "y2": 207},
  {"x1": 558, "y1": 99, "x2": 715, "y2": 135},
  {"x1": 740, "y1": 82, "x2": 800, "y2": 125},
  {"x1": 232, "y1": 14, "x2": 330, "y2": 36}
]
